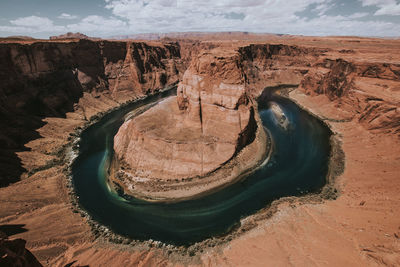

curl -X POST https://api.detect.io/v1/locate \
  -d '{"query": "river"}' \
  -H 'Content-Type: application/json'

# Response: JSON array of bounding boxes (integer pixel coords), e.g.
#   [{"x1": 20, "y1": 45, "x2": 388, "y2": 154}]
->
[{"x1": 72, "y1": 88, "x2": 331, "y2": 245}]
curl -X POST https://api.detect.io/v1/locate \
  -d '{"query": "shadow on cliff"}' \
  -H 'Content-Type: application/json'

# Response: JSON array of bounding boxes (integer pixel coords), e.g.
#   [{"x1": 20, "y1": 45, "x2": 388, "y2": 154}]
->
[
  {"x1": 0, "y1": 71, "x2": 86, "y2": 187},
  {"x1": 63, "y1": 260, "x2": 89, "y2": 267},
  {"x1": 0, "y1": 39, "x2": 185, "y2": 187},
  {"x1": 0, "y1": 225, "x2": 43, "y2": 267},
  {"x1": 0, "y1": 224, "x2": 28, "y2": 237},
  {"x1": 0, "y1": 41, "x2": 102, "y2": 187}
]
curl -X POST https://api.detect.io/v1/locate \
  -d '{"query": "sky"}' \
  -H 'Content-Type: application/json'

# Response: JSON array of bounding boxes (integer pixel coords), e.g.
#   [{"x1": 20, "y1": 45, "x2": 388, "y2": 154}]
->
[{"x1": 0, "y1": 0, "x2": 400, "y2": 38}]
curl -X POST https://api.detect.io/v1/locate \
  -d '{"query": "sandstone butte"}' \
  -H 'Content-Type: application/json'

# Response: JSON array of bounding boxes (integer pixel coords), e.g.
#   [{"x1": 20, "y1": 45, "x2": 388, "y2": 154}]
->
[
  {"x1": 111, "y1": 48, "x2": 266, "y2": 201},
  {"x1": 0, "y1": 34, "x2": 399, "y2": 266}
]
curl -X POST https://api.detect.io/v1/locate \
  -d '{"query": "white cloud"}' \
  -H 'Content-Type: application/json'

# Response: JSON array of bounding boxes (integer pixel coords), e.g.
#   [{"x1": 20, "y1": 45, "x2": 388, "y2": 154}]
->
[
  {"x1": 66, "y1": 15, "x2": 127, "y2": 35},
  {"x1": 58, "y1": 13, "x2": 78, "y2": 20},
  {"x1": 7, "y1": 16, "x2": 65, "y2": 33},
  {"x1": 105, "y1": 0, "x2": 328, "y2": 33},
  {"x1": 0, "y1": 15, "x2": 127, "y2": 37},
  {"x1": 10, "y1": 16, "x2": 54, "y2": 28},
  {"x1": 374, "y1": 5, "x2": 400, "y2": 15},
  {"x1": 0, "y1": 1, "x2": 399, "y2": 37},
  {"x1": 313, "y1": 2, "x2": 335, "y2": 16},
  {"x1": 359, "y1": 0, "x2": 393, "y2": 6},
  {"x1": 348, "y1": 12, "x2": 370, "y2": 18},
  {"x1": 0, "y1": 25, "x2": 31, "y2": 34},
  {"x1": 102, "y1": 0, "x2": 399, "y2": 36},
  {"x1": 359, "y1": 0, "x2": 400, "y2": 15}
]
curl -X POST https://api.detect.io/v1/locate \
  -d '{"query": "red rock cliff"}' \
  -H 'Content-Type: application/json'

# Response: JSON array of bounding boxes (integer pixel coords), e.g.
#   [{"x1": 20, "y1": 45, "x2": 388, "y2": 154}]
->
[
  {"x1": 300, "y1": 58, "x2": 400, "y2": 136},
  {"x1": 238, "y1": 44, "x2": 325, "y2": 95},
  {"x1": 0, "y1": 40, "x2": 185, "y2": 186}
]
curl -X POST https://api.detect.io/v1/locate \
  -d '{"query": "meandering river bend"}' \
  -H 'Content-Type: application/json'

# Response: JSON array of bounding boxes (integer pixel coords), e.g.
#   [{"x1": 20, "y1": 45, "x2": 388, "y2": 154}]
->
[{"x1": 72, "y1": 88, "x2": 331, "y2": 245}]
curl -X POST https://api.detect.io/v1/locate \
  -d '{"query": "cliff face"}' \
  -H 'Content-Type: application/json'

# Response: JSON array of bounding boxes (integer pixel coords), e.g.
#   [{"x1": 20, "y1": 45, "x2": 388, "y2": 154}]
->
[
  {"x1": 176, "y1": 48, "x2": 253, "y2": 148},
  {"x1": 106, "y1": 42, "x2": 183, "y2": 97},
  {"x1": 300, "y1": 58, "x2": 400, "y2": 136},
  {"x1": 113, "y1": 48, "x2": 255, "y2": 183},
  {"x1": 238, "y1": 44, "x2": 325, "y2": 96},
  {"x1": 0, "y1": 40, "x2": 184, "y2": 186}
]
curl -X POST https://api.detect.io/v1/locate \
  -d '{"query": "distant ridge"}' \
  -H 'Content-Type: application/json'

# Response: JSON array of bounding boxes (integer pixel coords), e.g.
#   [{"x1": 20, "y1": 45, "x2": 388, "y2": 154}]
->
[
  {"x1": 50, "y1": 32, "x2": 101, "y2": 41},
  {"x1": 111, "y1": 31, "x2": 287, "y2": 41},
  {"x1": 0, "y1": 36, "x2": 36, "y2": 41}
]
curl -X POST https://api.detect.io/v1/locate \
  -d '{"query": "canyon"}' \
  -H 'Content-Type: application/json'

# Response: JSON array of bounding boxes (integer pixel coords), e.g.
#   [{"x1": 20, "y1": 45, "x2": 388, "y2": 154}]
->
[{"x1": 0, "y1": 35, "x2": 399, "y2": 266}]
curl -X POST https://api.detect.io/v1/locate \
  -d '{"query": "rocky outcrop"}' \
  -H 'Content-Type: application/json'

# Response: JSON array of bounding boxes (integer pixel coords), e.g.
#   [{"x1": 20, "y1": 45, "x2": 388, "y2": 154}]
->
[
  {"x1": 301, "y1": 59, "x2": 356, "y2": 99},
  {"x1": 0, "y1": 40, "x2": 185, "y2": 186},
  {"x1": 113, "y1": 48, "x2": 256, "y2": 183},
  {"x1": 300, "y1": 58, "x2": 400, "y2": 136},
  {"x1": 107, "y1": 42, "x2": 183, "y2": 97},
  {"x1": 50, "y1": 32, "x2": 91, "y2": 40},
  {"x1": 238, "y1": 44, "x2": 325, "y2": 96}
]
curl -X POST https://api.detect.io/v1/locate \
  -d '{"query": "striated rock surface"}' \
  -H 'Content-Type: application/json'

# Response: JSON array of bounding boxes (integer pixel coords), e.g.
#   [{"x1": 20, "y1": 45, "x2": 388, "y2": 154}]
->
[
  {"x1": 300, "y1": 58, "x2": 400, "y2": 136},
  {"x1": 0, "y1": 40, "x2": 185, "y2": 186},
  {"x1": 113, "y1": 48, "x2": 257, "y2": 184},
  {"x1": 238, "y1": 44, "x2": 325, "y2": 96}
]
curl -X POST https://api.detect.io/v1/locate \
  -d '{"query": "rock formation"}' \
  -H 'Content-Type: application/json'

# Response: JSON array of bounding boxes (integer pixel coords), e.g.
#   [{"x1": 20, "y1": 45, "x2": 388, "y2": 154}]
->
[
  {"x1": 109, "y1": 44, "x2": 327, "y2": 200},
  {"x1": 112, "y1": 48, "x2": 262, "y2": 199},
  {"x1": 0, "y1": 40, "x2": 185, "y2": 186},
  {"x1": 300, "y1": 58, "x2": 400, "y2": 136},
  {"x1": 49, "y1": 32, "x2": 91, "y2": 40},
  {"x1": 238, "y1": 44, "x2": 325, "y2": 95},
  {"x1": 269, "y1": 102, "x2": 290, "y2": 130}
]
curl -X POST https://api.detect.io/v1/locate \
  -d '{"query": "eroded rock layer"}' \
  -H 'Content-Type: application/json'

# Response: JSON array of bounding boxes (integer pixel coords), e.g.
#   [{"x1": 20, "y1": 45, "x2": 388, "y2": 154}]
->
[
  {"x1": 0, "y1": 40, "x2": 186, "y2": 186},
  {"x1": 300, "y1": 58, "x2": 400, "y2": 136}
]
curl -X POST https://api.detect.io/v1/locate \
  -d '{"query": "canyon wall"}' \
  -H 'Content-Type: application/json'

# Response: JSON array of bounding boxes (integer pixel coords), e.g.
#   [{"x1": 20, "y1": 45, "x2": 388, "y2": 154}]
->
[
  {"x1": 0, "y1": 41, "x2": 331, "y2": 187},
  {"x1": 238, "y1": 44, "x2": 325, "y2": 95},
  {"x1": 300, "y1": 58, "x2": 400, "y2": 137},
  {"x1": 0, "y1": 40, "x2": 186, "y2": 186}
]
